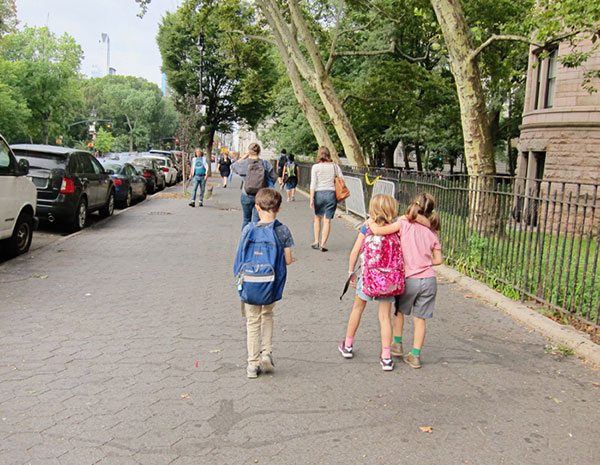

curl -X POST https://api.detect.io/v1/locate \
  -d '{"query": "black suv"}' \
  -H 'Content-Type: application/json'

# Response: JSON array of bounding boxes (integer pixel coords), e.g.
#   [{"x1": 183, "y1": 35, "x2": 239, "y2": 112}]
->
[{"x1": 11, "y1": 145, "x2": 115, "y2": 231}]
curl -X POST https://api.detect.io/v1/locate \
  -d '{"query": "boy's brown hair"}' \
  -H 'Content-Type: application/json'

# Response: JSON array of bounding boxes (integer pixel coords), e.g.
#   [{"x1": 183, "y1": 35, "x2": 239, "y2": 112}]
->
[
  {"x1": 248, "y1": 142, "x2": 261, "y2": 155},
  {"x1": 256, "y1": 188, "x2": 282, "y2": 212}
]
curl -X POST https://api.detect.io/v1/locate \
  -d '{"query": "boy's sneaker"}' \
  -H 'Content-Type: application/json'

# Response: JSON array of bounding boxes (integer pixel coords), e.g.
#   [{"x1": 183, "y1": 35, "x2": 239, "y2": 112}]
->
[
  {"x1": 188, "y1": 202, "x2": 195, "y2": 207},
  {"x1": 338, "y1": 341, "x2": 353, "y2": 358},
  {"x1": 403, "y1": 353, "x2": 422, "y2": 369},
  {"x1": 391, "y1": 342, "x2": 403, "y2": 357},
  {"x1": 247, "y1": 364, "x2": 261, "y2": 378},
  {"x1": 260, "y1": 352, "x2": 274, "y2": 373},
  {"x1": 380, "y1": 357, "x2": 394, "y2": 371}
]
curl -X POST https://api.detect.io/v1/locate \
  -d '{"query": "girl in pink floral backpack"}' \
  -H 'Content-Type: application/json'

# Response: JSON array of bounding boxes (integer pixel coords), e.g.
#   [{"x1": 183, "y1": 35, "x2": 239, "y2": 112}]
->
[
  {"x1": 368, "y1": 193, "x2": 442, "y2": 369},
  {"x1": 339, "y1": 194, "x2": 428, "y2": 371}
]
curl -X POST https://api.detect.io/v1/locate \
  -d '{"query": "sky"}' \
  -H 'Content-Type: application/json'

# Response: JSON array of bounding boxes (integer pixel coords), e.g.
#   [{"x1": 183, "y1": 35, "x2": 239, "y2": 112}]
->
[{"x1": 16, "y1": 0, "x2": 182, "y2": 87}]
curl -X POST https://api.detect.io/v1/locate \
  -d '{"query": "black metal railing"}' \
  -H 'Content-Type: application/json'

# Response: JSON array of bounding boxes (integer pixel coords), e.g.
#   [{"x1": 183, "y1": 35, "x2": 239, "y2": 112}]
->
[{"x1": 298, "y1": 163, "x2": 600, "y2": 329}]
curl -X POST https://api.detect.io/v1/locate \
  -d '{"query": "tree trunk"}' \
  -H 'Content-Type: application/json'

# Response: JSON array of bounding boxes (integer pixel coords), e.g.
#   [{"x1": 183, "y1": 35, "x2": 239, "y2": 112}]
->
[
  {"x1": 264, "y1": 8, "x2": 338, "y2": 161},
  {"x1": 430, "y1": 0, "x2": 496, "y2": 177},
  {"x1": 430, "y1": 0, "x2": 498, "y2": 231},
  {"x1": 414, "y1": 141, "x2": 423, "y2": 172},
  {"x1": 205, "y1": 129, "x2": 215, "y2": 176},
  {"x1": 258, "y1": 0, "x2": 366, "y2": 166}
]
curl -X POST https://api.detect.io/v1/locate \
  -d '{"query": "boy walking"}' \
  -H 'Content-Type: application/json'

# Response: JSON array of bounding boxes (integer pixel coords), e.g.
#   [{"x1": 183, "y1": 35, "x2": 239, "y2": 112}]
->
[
  {"x1": 234, "y1": 188, "x2": 294, "y2": 378},
  {"x1": 188, "y1": 148, "x2": 209, "y2": 207}
]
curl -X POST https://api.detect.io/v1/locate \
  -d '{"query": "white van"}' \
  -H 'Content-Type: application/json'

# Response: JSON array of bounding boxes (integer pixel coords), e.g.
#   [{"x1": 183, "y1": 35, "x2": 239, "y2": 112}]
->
[{"x1": 0, "y1": 134, "x2": 38, "y2": 258}]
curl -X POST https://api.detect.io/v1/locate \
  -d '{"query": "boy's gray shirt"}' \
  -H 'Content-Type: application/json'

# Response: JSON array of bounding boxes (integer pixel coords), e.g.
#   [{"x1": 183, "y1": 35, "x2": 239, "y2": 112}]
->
[{"x1": 232, "y1": 158, "x2": 278, "y2": 184}]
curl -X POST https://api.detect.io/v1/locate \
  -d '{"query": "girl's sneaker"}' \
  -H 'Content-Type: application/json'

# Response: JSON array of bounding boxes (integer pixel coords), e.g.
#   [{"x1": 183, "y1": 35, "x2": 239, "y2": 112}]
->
[
  {"x1": 380, "y1": 357, "x2": 394, "y2": 371},
  {"x1": 338, "y1": 341, "x2": 353, "y2": 358}
]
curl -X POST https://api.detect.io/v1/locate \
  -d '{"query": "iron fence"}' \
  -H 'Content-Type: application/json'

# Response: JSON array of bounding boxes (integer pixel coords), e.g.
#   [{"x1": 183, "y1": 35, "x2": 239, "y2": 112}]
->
[{"x1": 297, "y1": 163, "x2": 600, "y2": 329}]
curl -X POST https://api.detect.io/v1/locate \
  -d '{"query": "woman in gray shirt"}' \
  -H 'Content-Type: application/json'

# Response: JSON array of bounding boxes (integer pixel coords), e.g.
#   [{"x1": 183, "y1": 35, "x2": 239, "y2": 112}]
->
[{"x1": 309, "y1": 146, "x2": 342, "y2": 252}]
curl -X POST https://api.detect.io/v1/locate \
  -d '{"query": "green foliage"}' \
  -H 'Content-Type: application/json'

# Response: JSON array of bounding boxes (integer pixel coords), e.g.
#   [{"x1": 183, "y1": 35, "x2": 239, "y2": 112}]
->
[
  {"x1": 0, "y1": 26, "x2": 83, "y2": 144},
  {"x1": 157, "y1": 0, "x2": 278, "y2": 153},
  {"x1": 94, "y1": 128, "x2": 114, "y2": 154},
  {"x1": 75, "y1": 75, "x2": 177, "y2": 151},
  {"x1": 0, "y1": 0, "x2": 16, "y2": 36}
]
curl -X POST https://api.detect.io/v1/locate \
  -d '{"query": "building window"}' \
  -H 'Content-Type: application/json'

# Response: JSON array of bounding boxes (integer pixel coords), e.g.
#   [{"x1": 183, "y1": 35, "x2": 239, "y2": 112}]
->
[
  {"x1": 534, "y1": 56, "x2": 543, "y2": 110},
  {"x1": 544, "y1": 49, "x2": 558, "y2": 108}
]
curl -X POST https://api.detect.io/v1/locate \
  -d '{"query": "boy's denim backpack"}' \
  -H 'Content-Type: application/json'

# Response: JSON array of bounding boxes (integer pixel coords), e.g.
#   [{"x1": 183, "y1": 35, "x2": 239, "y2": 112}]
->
[
  {"x1": 360, "y1": 229, "x2": 405, "y2": 297},
  {"x1": 234, "y1": 220, "x2": 287, "y2": 305}
]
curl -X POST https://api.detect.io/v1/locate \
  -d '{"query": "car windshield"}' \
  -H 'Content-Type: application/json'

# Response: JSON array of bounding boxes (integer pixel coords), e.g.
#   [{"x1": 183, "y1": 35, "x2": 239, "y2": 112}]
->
[
  {"x1": 153, "y1": 158, "x2": 167, "y2": 166},
  {"x1": 12, "y1": 150, "x2": 66, "y2": 170},
  {"x1": 131, "y1": 158, "x2": 152, "y2": 168},
  {"x1": 103, "y1": 163, "x2": 122, "y2": 173}
]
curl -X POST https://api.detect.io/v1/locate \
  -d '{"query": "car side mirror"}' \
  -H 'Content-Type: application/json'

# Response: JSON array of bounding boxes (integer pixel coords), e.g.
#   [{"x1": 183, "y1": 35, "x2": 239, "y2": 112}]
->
[{"x1": 18, "y1": 158, "x2": 29, "y2": 175}]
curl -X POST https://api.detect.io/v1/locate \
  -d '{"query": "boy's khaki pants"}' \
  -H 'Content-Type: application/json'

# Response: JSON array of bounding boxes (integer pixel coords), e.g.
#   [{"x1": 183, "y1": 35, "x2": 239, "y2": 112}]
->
[{"x1": 246, "y1": 303, "x2": 275, "y2": 367}]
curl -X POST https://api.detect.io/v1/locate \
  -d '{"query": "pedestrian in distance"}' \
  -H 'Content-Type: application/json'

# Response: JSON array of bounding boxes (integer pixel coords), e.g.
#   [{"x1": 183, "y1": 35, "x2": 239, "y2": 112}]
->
[
  {"x1": 233, "y1": 188, "x2": 294, "y2": 378},
  {"x1": 188, "y1": 148, "x2": 209, "y2": 207},
  {"x1": 367, "y1": 192, "x2": 442, "y2": 369},
  {"x1": 309, "y1": 146, "x2": 341, "y2": 252},
  {"x1": 276, "y1": 148, "x2": 287, "y2": 190},
  {"x1": 217, "y1": 151, "x2": 232, "y2": 188},
  {"x1": 282, "y1": 154, "x2": 299, "y2": 202},
  {"x1": 231, "y1": 142, "x2": 278, "y2": 229}
]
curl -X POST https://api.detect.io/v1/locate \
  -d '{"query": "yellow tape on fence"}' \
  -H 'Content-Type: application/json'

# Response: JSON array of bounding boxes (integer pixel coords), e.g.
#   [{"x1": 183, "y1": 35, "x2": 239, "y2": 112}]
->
[{"x1": 365, "y1": 173, "x2": 381, "y2": 186}]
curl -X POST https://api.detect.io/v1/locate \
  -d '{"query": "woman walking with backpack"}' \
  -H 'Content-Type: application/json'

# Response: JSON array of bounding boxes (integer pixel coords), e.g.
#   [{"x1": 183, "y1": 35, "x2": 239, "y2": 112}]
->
[
  {"x1": 309, "y1": 146, "x2": 341, "y2": 252},
  {"x1": 231, "y1": 143, "x2": 278, "y2": 229}
]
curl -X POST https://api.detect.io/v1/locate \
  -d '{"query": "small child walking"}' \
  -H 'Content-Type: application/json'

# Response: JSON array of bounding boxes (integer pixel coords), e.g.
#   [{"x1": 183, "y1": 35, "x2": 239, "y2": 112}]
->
[
  {"x1": 368, "y1": 193, "x2": 442, "y2": 369},
  {"x1": 339, "y1": 194, "x2": 403, "y2": 371},
  {"x1": 234, "y1": 188, "x2": 294, "y2": 378}
]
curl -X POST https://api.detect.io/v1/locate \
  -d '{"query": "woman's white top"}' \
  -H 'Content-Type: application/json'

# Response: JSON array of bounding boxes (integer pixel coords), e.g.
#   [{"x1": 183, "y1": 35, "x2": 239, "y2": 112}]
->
[{"x1": 310, "y1": 162, "x2": 343, "y2": 191}]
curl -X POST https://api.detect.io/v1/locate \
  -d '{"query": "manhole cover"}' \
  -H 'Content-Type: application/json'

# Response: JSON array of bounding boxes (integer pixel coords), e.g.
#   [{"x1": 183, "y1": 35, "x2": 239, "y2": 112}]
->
[{"x1": 148, "y1": 211, "x2": 173, "y2": 215}]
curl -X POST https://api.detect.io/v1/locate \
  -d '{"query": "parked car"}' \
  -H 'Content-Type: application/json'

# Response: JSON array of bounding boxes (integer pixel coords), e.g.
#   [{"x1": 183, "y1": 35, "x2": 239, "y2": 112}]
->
[
  {"x1": 99, "y1": 160, "x2": 147, "y2": 208},
  {"x1": 11, "y1": 144, "x2": 115, "y2": 231},
  {"x1": 0, "y1": 135, "x2": 38, "y2": 258},
  {"x1": 129, "y1": 157, "x2": 166, "y2": 193},
  {"x1": 144, "y1": 155, "x2": 178, "y2": 185},
  {"x1": 150, "y1": 149, "x2": 182, "y2": 181}
]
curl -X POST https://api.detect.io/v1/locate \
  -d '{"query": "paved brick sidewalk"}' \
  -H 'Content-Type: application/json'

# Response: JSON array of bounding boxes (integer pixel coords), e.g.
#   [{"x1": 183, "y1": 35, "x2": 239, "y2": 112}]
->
[{"x1": 0, "y1": 177, "x2": 598, "y2": 465}]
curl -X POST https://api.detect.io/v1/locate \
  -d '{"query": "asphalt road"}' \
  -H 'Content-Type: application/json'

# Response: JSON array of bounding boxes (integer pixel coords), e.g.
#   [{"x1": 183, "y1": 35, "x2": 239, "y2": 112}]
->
[{"x1": 0, "y1": 177, "x2": 598, "y2": 465}]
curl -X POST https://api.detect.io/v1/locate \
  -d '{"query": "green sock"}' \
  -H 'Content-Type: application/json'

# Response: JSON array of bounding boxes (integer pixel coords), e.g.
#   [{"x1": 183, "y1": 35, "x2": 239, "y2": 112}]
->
[
  {"x1": 412, "y1": 348, "x2": 421, "y2": 356},
  {"x1": 393, "y1": 336, "x2": 403, "y2": 344}
]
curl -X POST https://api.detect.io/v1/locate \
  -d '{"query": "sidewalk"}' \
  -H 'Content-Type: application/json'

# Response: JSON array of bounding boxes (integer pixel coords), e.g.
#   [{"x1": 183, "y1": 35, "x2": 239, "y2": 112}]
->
[{"x1": 0, "y1": 176, "x2": 598, "y2": 465}]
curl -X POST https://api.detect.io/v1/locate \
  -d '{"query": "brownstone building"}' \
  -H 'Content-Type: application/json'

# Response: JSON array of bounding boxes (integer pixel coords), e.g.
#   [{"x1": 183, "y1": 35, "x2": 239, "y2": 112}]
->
[
  {"x1": 518, "y1": 37, "x2": 600, "y2": 184},
  {"x1": 515, "y1": 37, "x2": 600, "y2": 232}
]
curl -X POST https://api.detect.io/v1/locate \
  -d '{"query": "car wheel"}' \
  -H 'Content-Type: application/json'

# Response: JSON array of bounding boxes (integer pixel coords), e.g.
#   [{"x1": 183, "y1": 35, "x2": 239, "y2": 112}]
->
[
  {"x1": 149, "y1": 180, "x2": 155, "y2": 194},
  {"x1": 2, "y1": 212, "x2": 33, "y2": 258},
  {"x1": 141, "y1": 185, "x2": 147, "y2": 200},
  {"x1": 123, "y1": 189, "x2": 132, "y2": 208},
  {"x1": 100, "y1": 190, "x2": 115, "y2": 218},
  {"x1": 72, "y1": 197, "x2": 88, "y2": 232}
]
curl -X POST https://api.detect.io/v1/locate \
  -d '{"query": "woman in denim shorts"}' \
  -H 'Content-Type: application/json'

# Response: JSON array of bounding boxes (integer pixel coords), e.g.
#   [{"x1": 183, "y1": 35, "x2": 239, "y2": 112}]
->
[{"x1": 309, "y1": 146, "x2": 342, "y2": 252}]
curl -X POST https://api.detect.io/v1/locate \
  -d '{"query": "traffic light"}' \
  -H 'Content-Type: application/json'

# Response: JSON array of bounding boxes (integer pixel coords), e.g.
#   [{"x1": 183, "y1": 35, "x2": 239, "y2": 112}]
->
[
  {"x1": 175, "y1": 138, "x2": 180, "y2": 143},
  {"x1": 106, "y1": 123, "x2": 111, "y2": 129},
  {"x1": 87, "y1": 142, "x2": 94, "y2": 148}
]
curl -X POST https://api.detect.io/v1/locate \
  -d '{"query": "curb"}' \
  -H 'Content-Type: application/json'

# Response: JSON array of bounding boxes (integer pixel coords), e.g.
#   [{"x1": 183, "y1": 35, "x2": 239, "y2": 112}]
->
[{"x1": 435, "y1": 265, "x2": 600, "y2": 366}]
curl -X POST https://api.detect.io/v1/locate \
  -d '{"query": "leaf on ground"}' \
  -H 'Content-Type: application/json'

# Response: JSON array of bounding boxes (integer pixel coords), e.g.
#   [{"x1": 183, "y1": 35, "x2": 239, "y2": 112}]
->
[
  {"x1": 419, "y1": 426, "x2": 433, "y2": 433},
  {"x1": 209, "y1": 349, "x2": 221, "y2": 353},
  {"x1": 464, "y1": 295, "x2": 473, "y2": 299},
  {"x1": 181, "y1": 393, "x2": 191, "y2": 399},
  {"x1": 551, "y1": 397, "x2": 562, "y2": 403},
  {"x1": 592, "y1": 382, "x2": 600, "y2": 388}
]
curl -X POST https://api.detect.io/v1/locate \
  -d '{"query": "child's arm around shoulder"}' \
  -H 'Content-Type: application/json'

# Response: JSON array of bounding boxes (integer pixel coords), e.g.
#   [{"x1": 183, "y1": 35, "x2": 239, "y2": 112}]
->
[
  {"x1": 367, "y1": 218, "x2": 401, "y2": 235},
  {"x1": 399, "y1": 214, "x2": 431, "y2": 228}
]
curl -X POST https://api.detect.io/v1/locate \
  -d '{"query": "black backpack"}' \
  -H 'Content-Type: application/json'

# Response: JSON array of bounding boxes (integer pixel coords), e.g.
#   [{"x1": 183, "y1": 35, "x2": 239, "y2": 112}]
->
[{"x1": 244, "y1": 159, "x2": 267, "y2": 195}]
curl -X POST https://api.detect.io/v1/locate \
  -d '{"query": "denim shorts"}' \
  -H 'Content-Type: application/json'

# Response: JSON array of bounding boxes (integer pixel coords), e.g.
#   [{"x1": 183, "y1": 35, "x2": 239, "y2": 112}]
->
[
  {"x1": 356, "y1": 277, "x2": 396, "y2": 303},
  {"x1": 285, "y1": 178, "x2": 298, "y2": 190},
  {"x1": 313, "y1": 190, "x2": 337, "y2": 219}
]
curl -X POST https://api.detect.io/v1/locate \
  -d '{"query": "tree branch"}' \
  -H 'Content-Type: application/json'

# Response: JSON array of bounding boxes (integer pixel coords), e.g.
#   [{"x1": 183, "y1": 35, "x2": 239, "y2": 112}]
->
[
  {"x1": 228, "y1": 29, "x2": 276, "y2": 45},
  {"x1": 333, "y1": 41, "x2": 395, "y2": 58},
  {"x1": 469, "y1": 31, "x2": 589, "y2": 61},
  {"x1": 341, "y1": 94, "x2": 404, "y2": 105},
  {"x1": 325, "y1": 0, "x2": 345, "y2": 75}
]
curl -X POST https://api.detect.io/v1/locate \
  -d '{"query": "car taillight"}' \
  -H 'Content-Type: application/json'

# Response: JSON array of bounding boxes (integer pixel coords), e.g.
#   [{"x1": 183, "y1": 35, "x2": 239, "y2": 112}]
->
[
  {"x1": 143, "y1": 171, "x2": 152, "y2": 178},
  {"x1": 59, "y1": 177, "x2": 76, "y2": 194},
  {"x1": 113, "y1": 178, "x2": 123, "y2": 186},
  {"x1": 161, "y1": 168, "x2": 169, "y2": 172}
]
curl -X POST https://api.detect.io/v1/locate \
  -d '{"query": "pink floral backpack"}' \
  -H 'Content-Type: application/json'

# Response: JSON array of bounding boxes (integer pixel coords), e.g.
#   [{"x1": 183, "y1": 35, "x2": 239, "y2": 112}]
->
[{"x1": 360, "y1": 229, "x2": 405, "y2": 297}]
